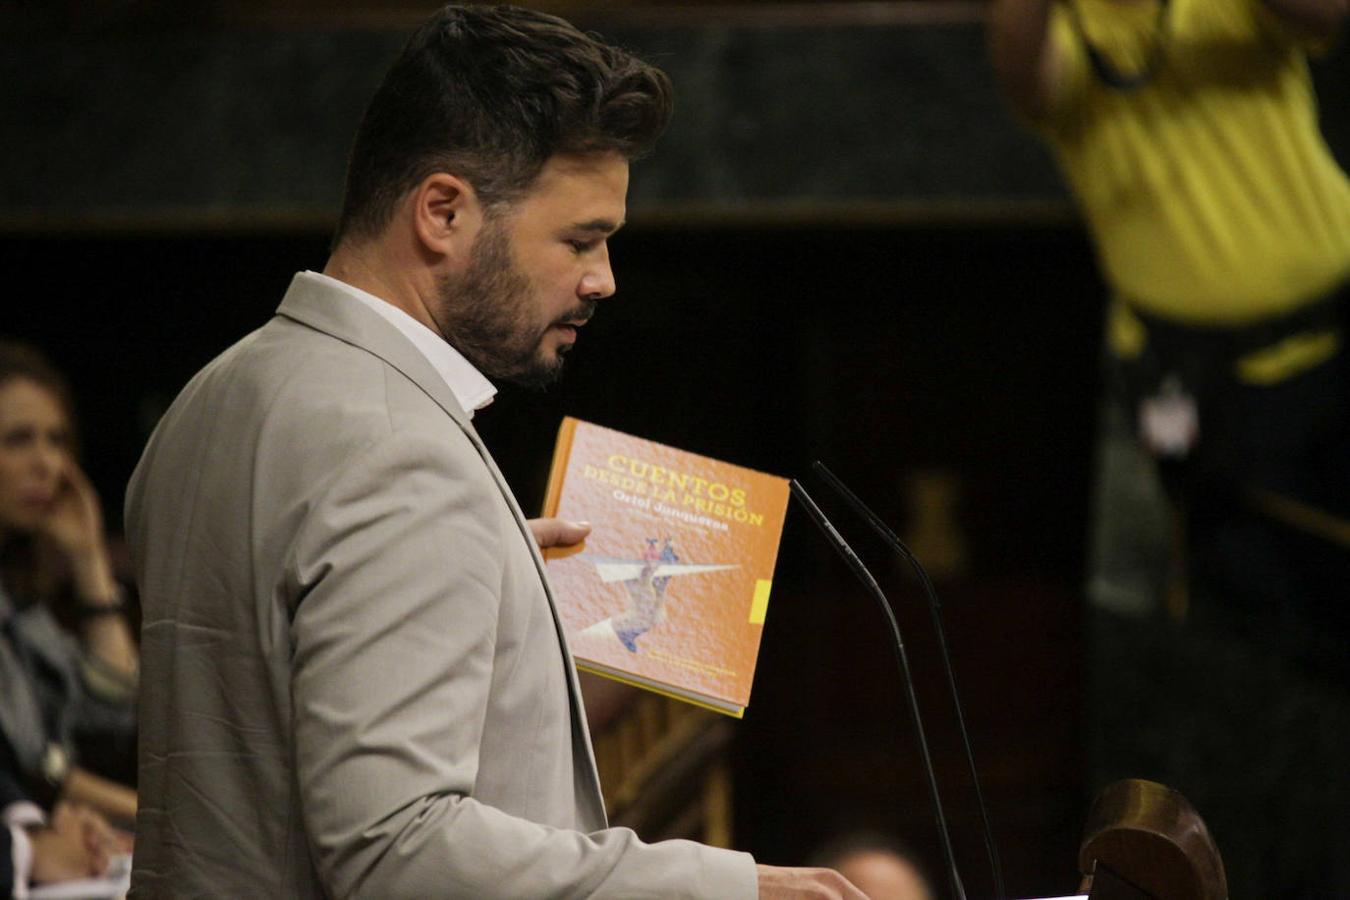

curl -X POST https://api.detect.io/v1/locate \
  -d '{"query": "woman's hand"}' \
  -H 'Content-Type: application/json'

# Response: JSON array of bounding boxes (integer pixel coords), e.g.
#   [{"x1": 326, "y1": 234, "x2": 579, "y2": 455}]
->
[
  {"x1": 28, "y1": 802, "x2": 116, "y2": 884},
  {"x1": 39, "y1": 459, "x2": 119, "y2": 604},
  {"x1": 40, "y1": 460, "x2": 108, "y2": 567},
  {"x1": 37, "y1": 459, "x2": 137, "y2": 675}
]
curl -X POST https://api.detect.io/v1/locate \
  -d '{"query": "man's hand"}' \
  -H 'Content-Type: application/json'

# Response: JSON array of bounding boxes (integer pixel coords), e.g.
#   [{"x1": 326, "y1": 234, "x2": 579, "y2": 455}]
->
[
  {"x1": 28, "y1": 802, "x2": 118, "y2": 884},
  {"x1": 527, "y1": 517, "x2": 591, "y2": 550},
  {"x1": 757, "y1": 864, "x2": 870, "y2": 899}
]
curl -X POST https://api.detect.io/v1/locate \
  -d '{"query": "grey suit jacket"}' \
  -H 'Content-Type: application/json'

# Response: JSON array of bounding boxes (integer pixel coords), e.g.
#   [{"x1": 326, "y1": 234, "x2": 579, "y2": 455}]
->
[{"x1": 125, "y1": 275, "x2": 756, "y2": 899}]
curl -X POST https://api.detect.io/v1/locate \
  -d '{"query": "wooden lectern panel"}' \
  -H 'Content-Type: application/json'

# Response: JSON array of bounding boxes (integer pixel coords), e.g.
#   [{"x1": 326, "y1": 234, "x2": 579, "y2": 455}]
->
[{"x1": 1079, "y1": 779, "x2": 1227, "y2": 900}]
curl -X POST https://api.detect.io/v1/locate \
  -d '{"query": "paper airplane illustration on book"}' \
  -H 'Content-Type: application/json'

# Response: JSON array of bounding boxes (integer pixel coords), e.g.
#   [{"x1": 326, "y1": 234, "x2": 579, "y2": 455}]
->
[
  {"x1": 575, "y1": 547, "x2": 738, "y2": 653},
  {"x1": 583, "y1": 556, "x2": 738, "y2": 584}
]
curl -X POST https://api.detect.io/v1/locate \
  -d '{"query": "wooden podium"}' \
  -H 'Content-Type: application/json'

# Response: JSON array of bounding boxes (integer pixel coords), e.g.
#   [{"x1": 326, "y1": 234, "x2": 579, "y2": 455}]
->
[
  {"x1": 583, "y1": 672, "x2": 1227, "y2": 900},
  {"x1": 1077, "y1": 779, "x2": 1227, "y2": 900},
  {"x1": 581, "y1": 674, "x2": 736, "y2": 848}
]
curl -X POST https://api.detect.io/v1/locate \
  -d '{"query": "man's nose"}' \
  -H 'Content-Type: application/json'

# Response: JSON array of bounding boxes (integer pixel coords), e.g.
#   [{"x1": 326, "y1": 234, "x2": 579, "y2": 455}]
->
[{"x1": 580, "y1": 245, "x2": 617, "y2": 301}]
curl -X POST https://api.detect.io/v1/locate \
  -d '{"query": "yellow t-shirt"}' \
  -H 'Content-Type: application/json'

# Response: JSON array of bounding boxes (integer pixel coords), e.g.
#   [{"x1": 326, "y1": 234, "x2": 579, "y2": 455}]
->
[{"x1": 1042, "y1": 0, "x2": 1350, "y2": 326}]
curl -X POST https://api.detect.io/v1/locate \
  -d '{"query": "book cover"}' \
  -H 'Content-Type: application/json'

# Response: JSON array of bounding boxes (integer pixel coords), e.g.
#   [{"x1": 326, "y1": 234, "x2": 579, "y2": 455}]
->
[{"x1": 541, "y1": 417, "x2": 790, "y2": 718}]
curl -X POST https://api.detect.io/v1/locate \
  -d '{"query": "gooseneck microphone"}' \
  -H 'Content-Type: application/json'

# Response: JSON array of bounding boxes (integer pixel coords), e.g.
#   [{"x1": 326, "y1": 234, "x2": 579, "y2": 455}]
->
[
  {"x1": 812, "y1": 461, "x2": 1006, "y2": 900},
  {"x1": 789, "y1": 479, "x2": 968, "y2": 900}
]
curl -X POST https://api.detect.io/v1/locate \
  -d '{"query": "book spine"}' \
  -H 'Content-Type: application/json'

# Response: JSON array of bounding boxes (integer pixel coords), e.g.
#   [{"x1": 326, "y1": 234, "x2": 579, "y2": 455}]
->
[
  {"x1": 574, "y1": 663, "x2": 745, "y2": 719},
  {"x1": 539, "y1": 417, "x2": 579, "y2": 560}
]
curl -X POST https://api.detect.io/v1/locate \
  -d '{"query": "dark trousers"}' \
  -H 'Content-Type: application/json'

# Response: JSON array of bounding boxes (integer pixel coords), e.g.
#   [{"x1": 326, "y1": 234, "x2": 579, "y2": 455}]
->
[
  {"x1": 1110, "y1": 285, "x2": 1350, "y2": 680},
  {"x1": 1087, "y1": 287, "x2": 1350, "y2": 899}
]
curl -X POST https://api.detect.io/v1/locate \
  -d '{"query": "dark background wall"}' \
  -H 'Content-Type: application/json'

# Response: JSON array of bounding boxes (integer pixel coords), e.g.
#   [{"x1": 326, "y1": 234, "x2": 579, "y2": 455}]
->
[{"x1": 3, "y1": 4, "x2": 1347, "y2": 897}]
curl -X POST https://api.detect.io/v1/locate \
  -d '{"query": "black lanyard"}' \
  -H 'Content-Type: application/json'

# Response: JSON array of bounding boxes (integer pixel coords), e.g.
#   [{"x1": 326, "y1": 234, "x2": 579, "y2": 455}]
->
[{"x1": 1067, "y1": 0, "x2": 1173, "y2": 91}]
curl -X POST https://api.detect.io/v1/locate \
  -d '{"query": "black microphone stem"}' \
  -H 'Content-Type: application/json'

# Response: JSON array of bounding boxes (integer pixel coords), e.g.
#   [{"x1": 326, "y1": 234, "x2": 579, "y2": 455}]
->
[
  {"x1": 789, "y1": 480, "x2": 968, "y2": 900},
  {"x1": 812, "y1": 461, "x2": 1006, "y2": 900}
]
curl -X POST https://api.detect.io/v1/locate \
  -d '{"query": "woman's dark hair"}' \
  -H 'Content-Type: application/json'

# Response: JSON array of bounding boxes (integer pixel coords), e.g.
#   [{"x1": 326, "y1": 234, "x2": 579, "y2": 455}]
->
[
  {"x1": 0, "y1": 340, "x2": 75, "y2": 445},
  {"x1": 0, "y1": 340, "x2": 78, "y2": 604},
  {"x1": 334, "y1": 4, "x2": 674, "y2": 244}
]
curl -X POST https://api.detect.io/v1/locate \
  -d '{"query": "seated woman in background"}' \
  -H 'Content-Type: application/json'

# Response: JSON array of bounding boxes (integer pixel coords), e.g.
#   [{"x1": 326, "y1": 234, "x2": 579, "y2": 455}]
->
[{"x1": 0, "y1": 341, "x2": 137, "y2": 894}]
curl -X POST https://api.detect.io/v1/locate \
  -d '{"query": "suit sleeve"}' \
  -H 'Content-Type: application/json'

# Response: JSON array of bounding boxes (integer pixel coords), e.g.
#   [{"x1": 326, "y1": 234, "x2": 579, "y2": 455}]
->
[{"x1": 287, "y1": 430, "x2": 756, "y2": 899}]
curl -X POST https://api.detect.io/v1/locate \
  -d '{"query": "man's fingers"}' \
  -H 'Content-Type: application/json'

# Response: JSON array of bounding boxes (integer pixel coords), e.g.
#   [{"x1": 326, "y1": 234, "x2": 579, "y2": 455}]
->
[
  {"x1": 756, "y1": 864, "x2": 870, "y2": 899},
  {"x1": 527, "y1": 517, "x2": 592, "y2": 549}
]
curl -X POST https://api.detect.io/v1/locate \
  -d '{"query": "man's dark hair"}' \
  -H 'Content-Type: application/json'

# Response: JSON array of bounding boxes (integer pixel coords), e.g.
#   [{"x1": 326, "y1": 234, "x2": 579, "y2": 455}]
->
[{"x1": 334, "y1": 4, "x2": 673, "y2": 244}]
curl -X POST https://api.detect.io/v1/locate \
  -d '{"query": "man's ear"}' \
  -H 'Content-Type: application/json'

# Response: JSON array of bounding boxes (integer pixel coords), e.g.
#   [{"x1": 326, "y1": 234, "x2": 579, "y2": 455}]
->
[{"x1": 411, "y1": 172, "x2": 482, "y2": 263}]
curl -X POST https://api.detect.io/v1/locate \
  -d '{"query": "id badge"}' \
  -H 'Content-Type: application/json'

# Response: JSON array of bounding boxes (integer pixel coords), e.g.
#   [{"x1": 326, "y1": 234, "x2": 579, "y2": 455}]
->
[{"x1": 1138, "y1": 375, "x2": 1199, "y2": 458}]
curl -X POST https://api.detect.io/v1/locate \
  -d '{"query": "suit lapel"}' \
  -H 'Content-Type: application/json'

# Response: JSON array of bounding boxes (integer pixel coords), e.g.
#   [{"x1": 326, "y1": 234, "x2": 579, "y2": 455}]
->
[
  {"x1": 274, "y1": 275, "x2": 606, "y2": 822},
  {"x1": 275, "y1": 274, "x2": 475, "y2": 434}
]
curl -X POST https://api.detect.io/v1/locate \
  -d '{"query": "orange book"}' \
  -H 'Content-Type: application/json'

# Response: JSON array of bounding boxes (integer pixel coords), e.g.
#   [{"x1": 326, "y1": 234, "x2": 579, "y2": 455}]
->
[{"x1": 541, "y1": 417, "x2": 790, "y2": 718}]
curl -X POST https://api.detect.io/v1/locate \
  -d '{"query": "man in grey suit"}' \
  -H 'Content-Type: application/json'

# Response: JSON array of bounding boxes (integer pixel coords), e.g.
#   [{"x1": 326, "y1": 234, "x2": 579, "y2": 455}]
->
[{"x1": 126, "y1": 6, "x2": 862, "y2": 898}]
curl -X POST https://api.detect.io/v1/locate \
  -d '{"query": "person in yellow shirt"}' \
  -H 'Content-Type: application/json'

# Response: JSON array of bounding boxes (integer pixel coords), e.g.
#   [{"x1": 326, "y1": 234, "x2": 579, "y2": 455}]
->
[
  {"x1": 989, "y1": 3, "x2": 1348, "y2": 893},
  {"x1": 989, "y1": 0, "x2": 1348, "y2": 641}
]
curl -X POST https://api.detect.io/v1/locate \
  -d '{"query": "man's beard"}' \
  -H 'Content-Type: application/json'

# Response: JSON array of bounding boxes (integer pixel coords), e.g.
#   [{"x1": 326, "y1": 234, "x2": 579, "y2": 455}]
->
[{"x1": 433, "y1": 220, "x2": 595, "y2": 390}]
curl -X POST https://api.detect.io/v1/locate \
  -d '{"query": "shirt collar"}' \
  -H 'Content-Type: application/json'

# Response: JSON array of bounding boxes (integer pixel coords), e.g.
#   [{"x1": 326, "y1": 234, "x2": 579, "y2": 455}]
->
[{"x1": 300, "y1": 271, "x2": 496, "y2": 417}]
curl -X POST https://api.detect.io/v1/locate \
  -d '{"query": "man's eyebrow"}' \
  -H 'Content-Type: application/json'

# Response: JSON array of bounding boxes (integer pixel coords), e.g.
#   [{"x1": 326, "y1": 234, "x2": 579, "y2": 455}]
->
[{"x1": 572, "y1": 218, "x2": 624, "y2": 234}]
